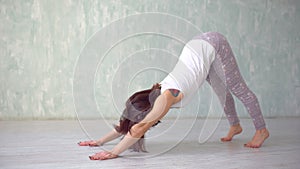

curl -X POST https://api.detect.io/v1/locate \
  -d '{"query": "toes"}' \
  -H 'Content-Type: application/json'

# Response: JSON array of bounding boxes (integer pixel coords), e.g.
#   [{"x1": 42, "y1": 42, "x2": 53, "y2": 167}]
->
[
  {"x1": 221, "y1": 137, "x2": 232, "y2": 142},
  {"x1": 244, "y1": 143, "x2": 251, "y2": 147},
  {"x1": 251, "y1": 144, "x2": 261, "y2": 148},
  {"x1": 244, "y1": 142, "x2": 261, "y2": 148}
]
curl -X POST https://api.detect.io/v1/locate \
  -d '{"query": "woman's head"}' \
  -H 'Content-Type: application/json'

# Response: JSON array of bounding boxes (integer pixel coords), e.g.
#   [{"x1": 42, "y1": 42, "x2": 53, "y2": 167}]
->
[{"x1": 114, "y1": 83, "x2": 161, "y2": 152}]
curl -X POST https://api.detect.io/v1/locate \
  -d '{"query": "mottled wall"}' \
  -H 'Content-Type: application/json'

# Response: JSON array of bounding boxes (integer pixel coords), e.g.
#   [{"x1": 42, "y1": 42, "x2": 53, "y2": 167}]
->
[{"x1": 0, "y1": 0, "x2": 299, "y2": 120}]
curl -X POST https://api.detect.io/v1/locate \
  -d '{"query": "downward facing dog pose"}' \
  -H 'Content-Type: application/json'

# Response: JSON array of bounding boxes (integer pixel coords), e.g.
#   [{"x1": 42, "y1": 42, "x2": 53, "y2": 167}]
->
[{"x1": 78, "y1": 32, "x2": 270, "y2": 160}]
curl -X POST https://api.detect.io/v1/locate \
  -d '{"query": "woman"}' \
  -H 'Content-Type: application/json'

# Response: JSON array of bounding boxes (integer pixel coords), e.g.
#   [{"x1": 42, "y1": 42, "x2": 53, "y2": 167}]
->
[{"x1": 78, "y1": 32, "x2": 270, "y2": 160}]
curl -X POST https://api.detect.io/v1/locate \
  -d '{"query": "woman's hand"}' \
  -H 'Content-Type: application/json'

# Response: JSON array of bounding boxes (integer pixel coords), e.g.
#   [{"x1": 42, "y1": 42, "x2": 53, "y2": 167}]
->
[
  {"x1": 78, "y1": 140, "x2": 101, "y2": 147},
  {"x1": 89, "y1": 151, "x2": 118, "y2": 160}
]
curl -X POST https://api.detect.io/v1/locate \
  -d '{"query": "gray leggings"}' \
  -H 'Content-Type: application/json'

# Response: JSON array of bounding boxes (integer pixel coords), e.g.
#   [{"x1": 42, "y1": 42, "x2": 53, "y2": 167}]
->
[{"x1": 195, "y1": 32, "x2": 266, "y2": 130}]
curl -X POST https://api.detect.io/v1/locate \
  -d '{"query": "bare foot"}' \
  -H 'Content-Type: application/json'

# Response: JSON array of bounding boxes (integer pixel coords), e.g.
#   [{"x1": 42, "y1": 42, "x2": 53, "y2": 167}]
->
[
  {"x1": 244, "y1": 128, "x2": 269, "y2": 148},
  {"x1": 221, "y1": 124, "x2": 243, "y2": 142}
]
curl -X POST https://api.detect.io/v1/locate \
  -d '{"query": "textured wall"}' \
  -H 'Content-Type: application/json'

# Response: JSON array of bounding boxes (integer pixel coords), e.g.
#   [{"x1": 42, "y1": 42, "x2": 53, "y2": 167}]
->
[{"x1": 0, "y1": 0, "x2": 299, "y2": 120}]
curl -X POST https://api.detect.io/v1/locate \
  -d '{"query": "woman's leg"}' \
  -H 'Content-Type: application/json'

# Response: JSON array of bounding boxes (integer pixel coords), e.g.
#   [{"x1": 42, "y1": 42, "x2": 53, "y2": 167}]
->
[
  {"x1": 206, "y1": 68, "x2": 239, "y2": 126},
  {"x1": 206, "y1": 68, "x2": 242, "y2": 141},
  {"x1": 197, "y1": 32, "x2": 266, "y2": 130},
  {"x1": 217, "y1": 42, "x2": 266, "y2": 131},
  {"x1": 211, "y1": 34, "x2": 269, "y2": 147}
]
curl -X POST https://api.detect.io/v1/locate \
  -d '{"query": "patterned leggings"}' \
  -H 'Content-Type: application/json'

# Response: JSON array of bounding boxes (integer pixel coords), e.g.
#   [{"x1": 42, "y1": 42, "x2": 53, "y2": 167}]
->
[{"x1": 194, "y1": 32, "x2": 266, "y2": 130}]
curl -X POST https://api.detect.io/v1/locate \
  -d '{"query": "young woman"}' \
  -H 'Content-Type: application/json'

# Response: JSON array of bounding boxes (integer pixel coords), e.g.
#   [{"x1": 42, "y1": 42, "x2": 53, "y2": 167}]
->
[{"x1": 78, "y1": 32, "x2": 270, "y2": 160}]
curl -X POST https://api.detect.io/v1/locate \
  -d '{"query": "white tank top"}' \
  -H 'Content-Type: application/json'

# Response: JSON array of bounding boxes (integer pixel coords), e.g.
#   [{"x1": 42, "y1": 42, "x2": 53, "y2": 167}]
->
[{"x1": 160, "y1": 39, "x2": 216, "y2": 108}]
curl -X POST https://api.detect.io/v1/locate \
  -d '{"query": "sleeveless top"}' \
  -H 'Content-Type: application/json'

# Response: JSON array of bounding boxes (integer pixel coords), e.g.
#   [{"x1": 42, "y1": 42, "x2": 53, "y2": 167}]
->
[{"x1": 160, "y1": 35, "x2": 216, "y2": 108}]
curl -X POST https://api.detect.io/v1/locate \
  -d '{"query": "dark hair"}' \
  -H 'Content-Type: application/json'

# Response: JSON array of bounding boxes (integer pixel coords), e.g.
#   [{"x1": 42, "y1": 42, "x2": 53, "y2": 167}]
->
[{"x1": 114, "y1": 83, "x2": 161, "y2": 152}]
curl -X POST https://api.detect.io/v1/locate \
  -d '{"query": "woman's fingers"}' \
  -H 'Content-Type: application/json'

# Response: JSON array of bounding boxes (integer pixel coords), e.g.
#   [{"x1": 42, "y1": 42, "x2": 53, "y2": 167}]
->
[
  {"x1": 78, "y1": 140, "x2": 99, "y2": 146},
  {"x1": 89, "y1": 151, "x2": 118, "y2": 160},
  {"x1": 88, "y1": 141, "x2": 99, "y2": 146},
  {"x1": 78, "y1": 141, "x2": 90, "y2": 146}
]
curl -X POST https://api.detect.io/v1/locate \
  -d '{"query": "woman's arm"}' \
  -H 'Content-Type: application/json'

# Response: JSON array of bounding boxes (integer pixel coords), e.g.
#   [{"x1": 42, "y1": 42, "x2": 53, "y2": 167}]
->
[
  {"x1": 97, "y1": 129, "x2": 123, "y2": 145},
  {"x1": 89, "y1": 89, "x2": 182, "y2": 160},
  {"x1": 78, "y1": 128, "x2": 122, "y2": 146}
]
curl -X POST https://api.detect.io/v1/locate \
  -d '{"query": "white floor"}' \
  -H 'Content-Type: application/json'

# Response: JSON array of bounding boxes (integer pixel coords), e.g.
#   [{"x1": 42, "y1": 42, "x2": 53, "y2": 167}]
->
[{"x1": 0, "y1": 118, "x2": 299, "y2": 169}]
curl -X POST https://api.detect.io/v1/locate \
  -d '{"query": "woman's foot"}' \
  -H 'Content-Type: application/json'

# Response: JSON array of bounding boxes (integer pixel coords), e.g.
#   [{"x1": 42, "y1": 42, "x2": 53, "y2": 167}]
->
[
  {"x1": 221, "y1": 124, "x2": 243, "y2": 142},
  {"x1": 244, "y1": 128, "x2": 269, "y2": 148}
]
